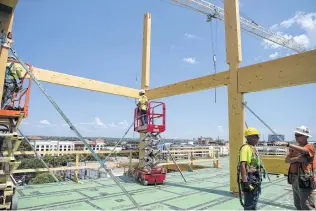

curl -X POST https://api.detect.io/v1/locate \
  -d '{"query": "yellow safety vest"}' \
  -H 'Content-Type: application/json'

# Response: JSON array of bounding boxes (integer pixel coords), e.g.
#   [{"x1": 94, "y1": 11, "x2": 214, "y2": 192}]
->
[
  {"x1": 138, "y1": 95, "x2": 148, "y2": 111},
  {"x1": 6, "y1": 62, "x2": 23, "y2": 80}
]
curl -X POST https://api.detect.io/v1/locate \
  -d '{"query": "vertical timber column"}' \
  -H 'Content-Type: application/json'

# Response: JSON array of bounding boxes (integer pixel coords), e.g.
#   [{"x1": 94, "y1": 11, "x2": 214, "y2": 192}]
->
[
  {"x1": 139, "y1": 13, "x2": 151, "y2": 166},
  {"x1": 0, "y1": 0, "x2": 17, "y2": 105},
  {"x1": 74, "y1": 153, "x2": 79, "y2": 183},
  {"x1": 224, "y1": 0, "x2": 244, "y2": 193}
]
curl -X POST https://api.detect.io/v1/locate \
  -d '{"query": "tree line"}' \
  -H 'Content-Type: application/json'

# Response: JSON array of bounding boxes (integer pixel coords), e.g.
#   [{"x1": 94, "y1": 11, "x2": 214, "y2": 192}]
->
[{"x1": 12, "y1": 141, "x2": 138, "y2": 185}]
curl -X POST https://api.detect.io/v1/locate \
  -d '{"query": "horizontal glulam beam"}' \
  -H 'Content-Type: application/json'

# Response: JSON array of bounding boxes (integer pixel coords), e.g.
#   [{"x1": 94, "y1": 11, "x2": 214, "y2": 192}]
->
[
  {"x1": 238, "y1": 50, "x2": 316, "y2": 93},
  {"x1": 261, "y1": 156, "x2": 289, "y2": 175},
  {"x1": 147, "y1": 71, "x2": 230, "y2": 99},
  {"x1": 27, "y1": 67, "x2": 139, "y2": 98},
  {"x1": 0, "y1": 0, "x2": 18, "y2": 13}
]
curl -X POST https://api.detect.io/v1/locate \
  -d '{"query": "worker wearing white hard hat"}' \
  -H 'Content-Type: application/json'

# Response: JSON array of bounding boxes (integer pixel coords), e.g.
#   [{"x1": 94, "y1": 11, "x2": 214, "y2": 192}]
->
[
  {"x1": 139, "y1": 89, "x2": 145, "y2": 94},
  {"x1": 275, "y1": 125, "x2": 315, "y2": 210},
  {"x1": 137, "y1": 89, "x2": 148, "y2": 126}
]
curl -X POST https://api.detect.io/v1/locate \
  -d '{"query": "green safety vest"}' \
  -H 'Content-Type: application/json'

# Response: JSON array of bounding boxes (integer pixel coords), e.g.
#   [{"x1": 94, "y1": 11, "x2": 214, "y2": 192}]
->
[{"x1": 6, "y1": 62, "x2": 22, "y2": 81}]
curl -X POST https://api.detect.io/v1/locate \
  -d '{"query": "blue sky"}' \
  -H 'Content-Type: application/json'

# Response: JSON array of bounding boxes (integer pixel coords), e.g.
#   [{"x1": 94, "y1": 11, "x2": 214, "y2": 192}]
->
[{"x1": 13, "y1": 0, "x2": 315, "y2": 141}]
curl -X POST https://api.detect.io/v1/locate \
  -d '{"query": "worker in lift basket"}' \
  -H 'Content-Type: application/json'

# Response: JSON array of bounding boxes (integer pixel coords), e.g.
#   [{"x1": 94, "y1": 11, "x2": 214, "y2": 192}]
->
[
  {"x1": 1, "y1": 55, "x2": 23, "y2": 108},
  {"x1": 137, "y1": 89, "x2": 148, "y2": 126},
  {"x1": 275, "y1": 125, "x2": 315, "y2": 210},
  {"x1": 239, "y1": 127, "x2": 263, "y2": 210}
]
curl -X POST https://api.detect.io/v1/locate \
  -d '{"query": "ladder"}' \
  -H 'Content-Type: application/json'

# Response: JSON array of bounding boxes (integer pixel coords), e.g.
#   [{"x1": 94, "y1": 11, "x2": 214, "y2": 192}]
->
[{"x1": 0, "y1": 115, "x2": 24, "y2": 210}]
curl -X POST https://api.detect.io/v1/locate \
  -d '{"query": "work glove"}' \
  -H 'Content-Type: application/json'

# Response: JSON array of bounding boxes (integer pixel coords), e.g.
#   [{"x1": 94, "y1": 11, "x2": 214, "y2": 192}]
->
[{"x1": 241, "y1": 182, "x2": 251, "y2": 192}]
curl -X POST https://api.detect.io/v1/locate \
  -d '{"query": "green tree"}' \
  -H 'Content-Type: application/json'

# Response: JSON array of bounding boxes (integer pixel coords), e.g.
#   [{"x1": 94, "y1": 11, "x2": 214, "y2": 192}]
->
[
  {"x1": 18, "y1": 158, "x2": 45, "y2": 169},
  {"x1": 18, "y1": 141, "x2": 33, "y2": 151},
  {"x1": 28, "y1": 173, "x2": 64, "y2": 184}
]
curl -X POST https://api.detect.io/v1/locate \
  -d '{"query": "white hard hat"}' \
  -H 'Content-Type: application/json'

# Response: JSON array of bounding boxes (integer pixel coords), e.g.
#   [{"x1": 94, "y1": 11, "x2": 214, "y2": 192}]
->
[
  {"x1": 139, "y1": 89, "x2": 145, "y2": 94},
  {"x1": 294, "y1": 125, "x2": 312, "y2": 137}
]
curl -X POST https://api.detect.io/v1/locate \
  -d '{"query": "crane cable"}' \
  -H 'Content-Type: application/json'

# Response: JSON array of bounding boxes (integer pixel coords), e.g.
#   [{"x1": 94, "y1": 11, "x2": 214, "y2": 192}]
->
[{"x1": 209, "y1": 17, "x2": 218, "y2": 103}]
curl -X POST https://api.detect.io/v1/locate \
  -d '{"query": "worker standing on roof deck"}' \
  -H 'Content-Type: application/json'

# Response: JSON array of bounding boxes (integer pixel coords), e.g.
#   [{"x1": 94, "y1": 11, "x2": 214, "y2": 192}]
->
[
  {"x1": 239, "y1": 127, "x2": 263, "y2": 210},
  {"x1": 275, "y1": 126, "x2": 315, "y2": 210},
  {"x1": 137, "y1": 89, "x2": 148, "y2": 126},
  {"x1": 1, "y1": 55, "x2": 23, "y2": 108}
]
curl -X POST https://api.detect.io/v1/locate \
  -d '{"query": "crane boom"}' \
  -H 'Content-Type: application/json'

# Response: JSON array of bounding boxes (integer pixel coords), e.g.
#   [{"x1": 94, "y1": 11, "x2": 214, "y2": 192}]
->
[{"x1": 168, "y1": 0, "x2": 306, "y2": 53}]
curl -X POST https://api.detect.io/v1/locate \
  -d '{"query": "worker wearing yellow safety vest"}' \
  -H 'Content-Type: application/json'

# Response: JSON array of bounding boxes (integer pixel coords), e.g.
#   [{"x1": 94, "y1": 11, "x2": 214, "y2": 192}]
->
[
  {"x1": 1, "y1": 55, "x2": 23, "y2": 108},
  {"x1": 137, "y1": 89, "x2": 148, "y2": 126},
  {"x1": 238, "y1": 127, "x2": 263, "y2": 210}
]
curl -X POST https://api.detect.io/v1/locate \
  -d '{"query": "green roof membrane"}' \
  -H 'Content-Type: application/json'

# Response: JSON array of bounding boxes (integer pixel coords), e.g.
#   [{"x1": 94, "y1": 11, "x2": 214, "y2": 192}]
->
[{"x1": 16, "y1": 158, "x2": 295, "y2": 210}]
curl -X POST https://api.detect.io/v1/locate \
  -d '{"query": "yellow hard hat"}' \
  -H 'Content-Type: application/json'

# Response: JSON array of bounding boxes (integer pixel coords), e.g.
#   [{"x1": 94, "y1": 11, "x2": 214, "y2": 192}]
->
[{"x1": 245, "y1": 127, "x2": 260, "y2": 137}]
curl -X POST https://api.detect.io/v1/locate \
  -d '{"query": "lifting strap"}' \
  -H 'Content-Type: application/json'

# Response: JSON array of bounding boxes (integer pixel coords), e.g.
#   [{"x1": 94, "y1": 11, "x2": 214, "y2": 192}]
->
[{"x1": 9, "y1": 48, "x2": 142, "y2": 210}]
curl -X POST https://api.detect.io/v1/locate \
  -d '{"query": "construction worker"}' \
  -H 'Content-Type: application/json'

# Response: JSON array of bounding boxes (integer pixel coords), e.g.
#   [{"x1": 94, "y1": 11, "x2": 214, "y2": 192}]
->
[
  {"x1": 275, "y1": 126, "x2": 315, "y2": 210},
  {"x1": 238, "y1": 127, "x2": 262, "y2": 210},
  {"x1": 137, "y1": 89, "x2": 148, "y2": 126},
  {"x1": 1, "y1": 55, "x2": 23, "y2": 108}
]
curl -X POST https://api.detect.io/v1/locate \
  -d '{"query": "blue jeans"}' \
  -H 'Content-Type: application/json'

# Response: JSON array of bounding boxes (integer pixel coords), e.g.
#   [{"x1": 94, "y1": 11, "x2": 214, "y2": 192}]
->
[
  {"x1": 2, "y1": 79, "x2": 17, "y2": 108},
  {"x1": 140, "y1": 109, "x2": 147, "y2": 126},
  {"x1": 244, "y1": 188, "x2": 260, "y2": 210}
]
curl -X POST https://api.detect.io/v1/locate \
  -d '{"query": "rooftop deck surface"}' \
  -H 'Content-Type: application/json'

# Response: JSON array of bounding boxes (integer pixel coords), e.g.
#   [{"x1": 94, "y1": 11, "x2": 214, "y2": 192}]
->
[{"x1": 16, "y1": 158, "x2": 295, "y2": 210}]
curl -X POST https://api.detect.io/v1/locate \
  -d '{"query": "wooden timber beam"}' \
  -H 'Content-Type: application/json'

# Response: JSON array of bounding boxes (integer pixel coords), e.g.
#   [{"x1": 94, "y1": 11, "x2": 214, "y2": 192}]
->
[
  {"x1": 261, "y1": 156, "x2": 289, "y2": 175},
  {"x1": 139, "y1": 13, "x2": 152, "y2": 167},
  {"x1": 225, "y1": 0, "x2": 244, "y2": 193},
  {"x1": 26, "y1": 67, "x2": 139, "y2": 98},
  {"x1": 141, "y1": 13, "x2": 151, "y2": 90},
  {"x1": 238, "y1": 50, "x2": 316, "y2": 93},
  {"x1": 0, "y1": 0, "x2": 18, "y2": 9},
  {"x1": 0, "y1": 0, "x2": 18, "y2": 105},
  {"x1": 146, "y1": 71, "x2": 230, "y2": 99}
]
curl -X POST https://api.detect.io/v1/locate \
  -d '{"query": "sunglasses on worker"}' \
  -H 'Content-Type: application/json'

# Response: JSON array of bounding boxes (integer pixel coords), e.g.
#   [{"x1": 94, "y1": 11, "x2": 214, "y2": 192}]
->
[{"x1": 295, "y1": 133, "x2": 303, "y2": 138}]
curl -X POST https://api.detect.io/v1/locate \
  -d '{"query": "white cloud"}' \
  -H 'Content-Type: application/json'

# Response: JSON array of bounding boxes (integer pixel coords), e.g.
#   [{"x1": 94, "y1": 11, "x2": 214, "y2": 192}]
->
[
  {"x1": 263, "y1": 11, "x2": 316, "y2": 50},
  {"x1": 79, "y1": 117, "x2": 107, "y2": 129},
  {"x1": 253, "y1": 56, "x2": 263, "y2": 62},
  {"x1": 183, "y1": 57, "x2": 197, "y2": 64},
  {"x1": 184, "y1": 33, "x2": 199, "y2": 39},
  {"x1": 118, "y1": 120, "x2": 129, "y2": 128},
  {"x1": 293, "y1": 34, "x2": 310, "y2": 48},
  {"x1": 269, "y1": 52, "x2": 279, "y2": 59},
  {"x1": 39, "y1": 120, "x2": 51, "y2": 125},
  {"x1": 109, "y1": 123, "x2": 117, "y2": 127},
  {"x1": 37, "y1": 120, "x2": 59, "y2": 128},
  {"x1": 217, "y1": 125, "x2": 224, "y2": 133},
  {"x1": 94, "y1": 117, "x2": 107, "y2": 129},
  {"x1": 79, "y1": 118, "x2": 130, "y2": 130},
  {"x1": 270, "y1": 24, "x2": 279, "y2": 31}
]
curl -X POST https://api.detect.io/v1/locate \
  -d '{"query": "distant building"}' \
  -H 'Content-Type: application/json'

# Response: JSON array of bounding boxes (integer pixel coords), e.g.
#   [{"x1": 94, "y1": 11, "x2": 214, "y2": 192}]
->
[
  {"x1": 74, "y1": 139, "x2": 106, "y2": 151},
  {"x1": 28, "y1": 136, "x2": 42, "y2": 140},
  {"x1": 268, "y1": 134, "x2": 285, "y2": 142},
  {"x1": 124, "y1": 141, "x2": 139, "y2": 150},
  {"x1": 30, "y1": 140, "x2": 75, "y2": 156},
  {"x1": 197, "y1": 137, "x2": 215, "y2": 145},
  {"x1": 29, "y1": 139, "x2": 106, "y2": 156}
]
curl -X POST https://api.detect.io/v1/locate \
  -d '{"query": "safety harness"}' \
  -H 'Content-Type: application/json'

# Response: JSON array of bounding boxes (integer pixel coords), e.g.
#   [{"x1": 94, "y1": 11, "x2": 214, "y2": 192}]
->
[
  {"x1": 237, "y1": 143, "x2": 266, "y2": 208},
  {"x1": 6, "y1": 60, "x2": 20, "y2": 79},
  {"x1": 2, "y1": 61, "x2": 23, "y2": 107}
]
